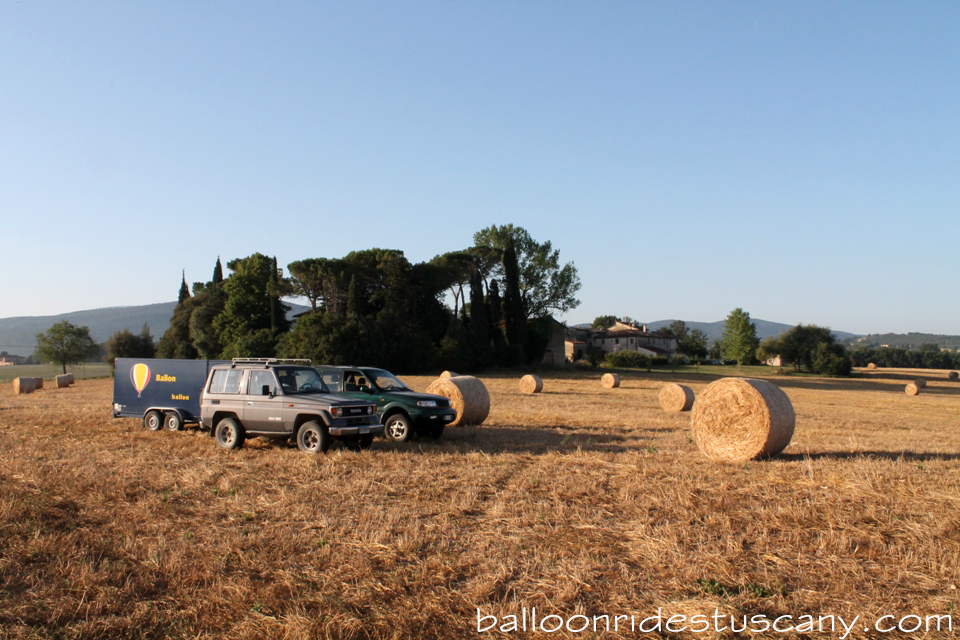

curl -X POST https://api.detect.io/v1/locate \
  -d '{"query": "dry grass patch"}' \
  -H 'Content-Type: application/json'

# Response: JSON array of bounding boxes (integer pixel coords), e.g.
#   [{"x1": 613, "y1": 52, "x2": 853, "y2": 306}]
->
[{"x1": 1, "y1": 370, "x2": 959, "y2": 638}]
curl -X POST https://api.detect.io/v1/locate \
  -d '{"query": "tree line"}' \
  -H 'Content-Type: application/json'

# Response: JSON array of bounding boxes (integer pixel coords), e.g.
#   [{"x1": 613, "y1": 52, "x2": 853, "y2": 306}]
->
[{"x1": 101, "y1": 225, "x2": 581, "y2": 374}]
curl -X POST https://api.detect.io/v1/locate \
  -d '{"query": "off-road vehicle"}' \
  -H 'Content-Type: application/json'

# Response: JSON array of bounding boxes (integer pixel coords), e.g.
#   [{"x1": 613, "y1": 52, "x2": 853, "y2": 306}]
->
[
  {"x1": 316, "y1": 365, "x2": 456, "y2": 442},
  {"x1": 200, "y1": 359, "x2": 383, "y2": 453}
]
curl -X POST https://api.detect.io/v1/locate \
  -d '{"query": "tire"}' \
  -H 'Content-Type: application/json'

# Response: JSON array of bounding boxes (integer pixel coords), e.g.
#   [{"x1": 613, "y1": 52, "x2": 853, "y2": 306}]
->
[
  {"x1": 296, "y1": 421, "x2": 330, "y2": 454},
  {"x1": 215, "y1": 418, "x2": 245, "y2": 450},
  {"x1": 358, "y1": 433, "x2": 374, "y2": 450},
  {"x1": 427, "y1": 423, "x2": 445, "y2": 440},
  {"x1": 384, "y1": 414, "x2": 412, "y2": 442},
  {"x1": 164, "y1": 412, "x2": 183, "y2": 432},
  {"x1": 143, "y1": 410, "x2": 162, "y2": 431}
]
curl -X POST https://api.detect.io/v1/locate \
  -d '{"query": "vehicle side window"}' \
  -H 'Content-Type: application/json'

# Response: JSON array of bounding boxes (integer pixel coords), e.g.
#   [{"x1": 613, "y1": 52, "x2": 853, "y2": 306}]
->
[
  {"x1": 321, "y1": 371, "x2": 341, "y2": 391},
  {"x1": 249, "y1": 370, "x2": 278, "y2": 396},
  {"x1": 209, "y1": 369, "x2": 242, "y2": 394}
]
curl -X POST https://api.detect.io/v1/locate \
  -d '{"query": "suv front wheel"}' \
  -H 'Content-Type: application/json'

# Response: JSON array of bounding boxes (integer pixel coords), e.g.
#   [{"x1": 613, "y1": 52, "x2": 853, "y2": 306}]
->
[
  {"x1": 384, "y1": 414, "x2": 412, "y2": 442},
  {"x1": 215, "y1": 418, "x2": 245, "y2": 450},
  {"x1": 296, "y1": 421, "x2": 330, "y2": 454}
]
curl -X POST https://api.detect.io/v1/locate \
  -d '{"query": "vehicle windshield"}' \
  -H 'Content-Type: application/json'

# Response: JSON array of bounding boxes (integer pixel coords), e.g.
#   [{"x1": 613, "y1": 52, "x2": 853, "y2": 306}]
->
[
  {"x1": 365, "y1": 369, "x2": 409, "y2": 391},
  {"x1": 275, "y1": 367, "x2": 329, "y2": 395}
]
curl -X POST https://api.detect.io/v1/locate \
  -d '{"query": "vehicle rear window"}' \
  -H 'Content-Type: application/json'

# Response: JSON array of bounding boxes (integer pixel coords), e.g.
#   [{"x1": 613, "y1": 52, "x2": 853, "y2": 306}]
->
[{"x1": 208, "y1": 369, "x2": 242, "y2": 394}]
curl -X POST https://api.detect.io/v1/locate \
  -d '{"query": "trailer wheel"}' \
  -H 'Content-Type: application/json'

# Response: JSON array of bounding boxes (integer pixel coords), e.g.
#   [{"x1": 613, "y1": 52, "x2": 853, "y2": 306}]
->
[
  {"x1": 215, "y1": 418, "x2": 245, "y2": 450},
  {"x1": 143, "y1": 410, "x2": 162, "y2": 431},
  {"x1": 296, "y1": 421, "x2": 330, "y2": 454},
  {"x1": 164, "y1": 412, "x2": 183, "y2": 432}
]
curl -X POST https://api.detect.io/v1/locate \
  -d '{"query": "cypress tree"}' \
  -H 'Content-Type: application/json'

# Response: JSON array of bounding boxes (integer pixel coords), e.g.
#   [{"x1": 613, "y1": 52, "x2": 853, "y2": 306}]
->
[
  {"x1": 502, "y1": 239, "x2": 526, "y2": 366},
  {"x1": 212, "y1": 257, "x2": 224, "y2": 285},
  {"x1": 178, "y1": 271, "x2": 190, "y2": 304}
]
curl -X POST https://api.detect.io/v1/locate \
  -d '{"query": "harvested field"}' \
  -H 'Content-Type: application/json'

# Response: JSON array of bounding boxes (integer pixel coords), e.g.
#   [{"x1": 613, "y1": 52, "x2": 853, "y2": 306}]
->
[{"x1": 2, "y1": 368, "x2": 960, "y2": 638}]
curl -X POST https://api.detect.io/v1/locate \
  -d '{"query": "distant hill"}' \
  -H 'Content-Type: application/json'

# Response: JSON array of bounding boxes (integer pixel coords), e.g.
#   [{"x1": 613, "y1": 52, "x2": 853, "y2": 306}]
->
[
  {"x1": 589, "y1": 319, "x2": 860, "y2": 343},
  {"x1": 648, "y1": 319, "x2": 852, "y2": 343},
  {"x1": 845, "y1": 332, "x2": 960, "y2": 350},
  {"x1": 0, "y1": 301, "x2": 309, "y2": 356}
]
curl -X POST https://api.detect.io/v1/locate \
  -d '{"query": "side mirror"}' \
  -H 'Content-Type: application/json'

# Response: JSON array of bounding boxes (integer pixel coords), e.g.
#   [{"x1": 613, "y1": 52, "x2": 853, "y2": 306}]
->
[{"x1": 261, "y1": 384, "x2": 272, "y2": 397}]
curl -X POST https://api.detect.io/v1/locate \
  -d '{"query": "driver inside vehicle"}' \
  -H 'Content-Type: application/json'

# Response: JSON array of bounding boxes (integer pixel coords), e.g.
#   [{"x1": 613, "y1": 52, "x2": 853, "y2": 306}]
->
[{"x1": 278, "y1": 374, "x2": 297, "y2": 394}]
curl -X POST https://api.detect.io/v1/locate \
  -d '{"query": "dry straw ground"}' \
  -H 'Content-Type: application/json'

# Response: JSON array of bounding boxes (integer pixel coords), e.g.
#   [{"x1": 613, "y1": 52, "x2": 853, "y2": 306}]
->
[{"x1": 2, "y1": 367, "x2": 960, "y2": 639}]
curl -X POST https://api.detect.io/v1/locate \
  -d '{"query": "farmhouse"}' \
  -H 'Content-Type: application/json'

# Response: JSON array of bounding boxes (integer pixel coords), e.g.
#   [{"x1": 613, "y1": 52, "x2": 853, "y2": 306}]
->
[
  {"x1": 565, "y1": 320, "x2": 677, "y2": 361},
  {"x1": 0, "y1": 355, "x2": 26, "y2": 366}
]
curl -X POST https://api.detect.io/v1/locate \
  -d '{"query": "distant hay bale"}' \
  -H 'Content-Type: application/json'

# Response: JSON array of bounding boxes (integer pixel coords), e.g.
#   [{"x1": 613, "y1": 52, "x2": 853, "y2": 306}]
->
[
  {"x1": 950, "y1": 371, "x2": 959, "y2": 381},
  {"x1": 32, "y1": 377, "x2": 44, "y2": 390},
  {"x1": 601, "y1": 373, "x2": 620, "y2": 388},
  {"x1": 65, "y1": 373, "x2": 75, "y2": 384},
  {"x1": 690, "y1": 377, "x2": 796, "y2": 463},
  {"x1": 518, "y1": 374, "x2": 543, "y2": 394},
  {"x1": 55, "y1": 374, "x2": 71, "y2": 388},
  {"x1": 867, "y1": 363, "x2": 877, "y2": 370},
  {"x1": 915, "y1": 378, "x2": 927, "y2": 389},
  {"x1": 12, "y1": 377, "x2": 36, "y2": 394},
  {"x1": 425, "y1": 375, "x2": 490, "y2": 426},
  {"x1": 659, "y1": 383, "x2": 695, "y2": 412},
  {"x1": 905, "y1": 383, "x2": 920, "y2": 396},
  {"x1": 439, "y1": 370, "x2": 459, "y2": 379}
]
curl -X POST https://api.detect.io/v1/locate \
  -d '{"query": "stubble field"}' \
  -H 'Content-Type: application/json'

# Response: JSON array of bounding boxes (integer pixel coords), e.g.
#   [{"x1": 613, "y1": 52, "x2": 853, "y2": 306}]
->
[{"x1": 1, "y1": 368, "x2": 959, "y2": 639}]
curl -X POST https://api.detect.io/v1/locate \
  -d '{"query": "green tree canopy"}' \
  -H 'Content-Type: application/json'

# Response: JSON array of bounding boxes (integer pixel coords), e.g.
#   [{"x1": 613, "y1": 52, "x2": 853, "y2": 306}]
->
[
  {"x1": 592, "y1": 315, "x2": 617, "y2": 329},
  {"x1": 104, "y1": 324, "x2": 155, "y2": 372},
  {"x1": 35, "y1": 321, "x2": 100, "y2": 374},
  {"x1": 472, "y1": 224, "x2": 581, "y2": 318},
  {"x1": 215, "y1": 253, "x2": 290, "y2": 358},
  {"x1": 720, "y1": 308, "x2": 760, "y2": 369}
]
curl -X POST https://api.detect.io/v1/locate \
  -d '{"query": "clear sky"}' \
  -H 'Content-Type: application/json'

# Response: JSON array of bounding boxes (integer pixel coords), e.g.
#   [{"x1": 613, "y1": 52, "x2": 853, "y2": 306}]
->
[{"x1": 2, "y1": 1, "x2": 957, "y2": 335}]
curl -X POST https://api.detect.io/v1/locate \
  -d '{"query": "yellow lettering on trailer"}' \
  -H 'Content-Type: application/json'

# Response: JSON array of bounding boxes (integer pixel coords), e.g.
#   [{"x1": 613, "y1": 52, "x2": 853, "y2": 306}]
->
[
  {"x1": 156, "y1": 374, "x2": 177, "y2": 382},
  {"x1": 171, "y1": 394, "x2": 190, "y2": 401}
]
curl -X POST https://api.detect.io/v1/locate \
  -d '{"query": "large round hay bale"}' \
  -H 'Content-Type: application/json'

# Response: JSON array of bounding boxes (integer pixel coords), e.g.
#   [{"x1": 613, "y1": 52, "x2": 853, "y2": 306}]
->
[
  {"x1": 691, "y1": 378, "x2": 795, "y2": 463},
  {"x1": 425, "y1": 375, "x2": 490, "y2": 426},
  {"x1": 32, "y1": 377, "x2": 44, "y2": 390},
  {"x1": 915, "y1": 378, "x2": 927, "y2": 389},
  {"x1": 12, "y1": 377, "x2": 36, "y2": 394},
  {"x1": 659, "y1": 383, "x2": 695, "y2": 412},
  {"x1": 518, "y1": 374, "x2": 543, "y2": 394},
  {"x1": 601, "y1": 373, "x2": 620, "y2": 388},
  {"x1": 439, "y1": 370, "x2": 459, "y2": 379},
  {"x1": 867, "y1": 363, "x2": 877, "y2": 370},
  {"x1": 55, "y1": 374, "x2": 71, "y2": 388},
  {"x1": 905, "y1": 383, "x2": 920, "y2": 396},
  {"x1": 65, "y1": 373, "x2": 75, "y2": 384},
  {"x1": 949, "y1": 371, "x2": 959, "y2": 381}
]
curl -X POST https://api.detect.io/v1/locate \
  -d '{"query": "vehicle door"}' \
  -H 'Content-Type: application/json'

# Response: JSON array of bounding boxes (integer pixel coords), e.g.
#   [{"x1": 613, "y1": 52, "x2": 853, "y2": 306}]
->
[
  {"x1": 205, "y1": 368, "x2": 245, "y2": 420},
  {"x1": 243, "y1": 369, "x2": 286, "y2": 434}
]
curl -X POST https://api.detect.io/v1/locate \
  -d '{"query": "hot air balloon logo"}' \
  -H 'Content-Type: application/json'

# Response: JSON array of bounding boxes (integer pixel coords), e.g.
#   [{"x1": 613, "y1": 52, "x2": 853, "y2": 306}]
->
[{"x1": 131, "y1": 363, "x2": 151, "y2": 398}]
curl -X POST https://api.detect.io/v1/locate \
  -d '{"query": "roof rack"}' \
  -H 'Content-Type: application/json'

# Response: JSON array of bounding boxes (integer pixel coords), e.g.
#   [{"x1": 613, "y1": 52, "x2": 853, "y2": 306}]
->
[{"x1": 230, "y1": 358, "x2": 312, "y2": 368}]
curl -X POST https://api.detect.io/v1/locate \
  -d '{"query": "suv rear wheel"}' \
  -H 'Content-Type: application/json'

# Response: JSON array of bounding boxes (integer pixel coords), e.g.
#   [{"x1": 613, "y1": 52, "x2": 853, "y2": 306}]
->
[
  {"x1": 215, "y1": 418, "x2": 245, "y2": 450},
  {"x1": 296, "y1": 421, "x2": 330, "y2": 454}
]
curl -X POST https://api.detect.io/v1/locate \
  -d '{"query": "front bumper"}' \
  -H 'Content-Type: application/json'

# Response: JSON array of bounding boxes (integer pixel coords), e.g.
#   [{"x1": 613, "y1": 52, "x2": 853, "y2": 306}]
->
[
  {"x1": 328, "y1": 422, "x2": 385, "y2": 437},
  {"x1": 411, "y1": 408, "x2": 458, "y2": 427}
]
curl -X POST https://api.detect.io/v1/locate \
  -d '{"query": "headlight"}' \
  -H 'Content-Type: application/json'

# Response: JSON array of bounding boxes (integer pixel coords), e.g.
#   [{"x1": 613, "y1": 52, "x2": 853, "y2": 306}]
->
[
  {"x1": 367, "y1": 405, "x2": 376, "y2": 415},
  {"x1": 417, "y1": 400, "x2": 437, "y2": 407},
  {"x1": 330, "y1": 407, "x2": 342, "y2": 417}
]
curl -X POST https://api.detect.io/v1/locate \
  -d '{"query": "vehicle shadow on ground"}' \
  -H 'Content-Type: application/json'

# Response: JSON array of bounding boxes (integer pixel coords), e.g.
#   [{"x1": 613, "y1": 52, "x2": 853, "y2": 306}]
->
[
  {"x1": 780, "y1": 450, "x2": 960, "y2": 462},
  {"x1": 382, "y1": 425, "x2": 673, "y2": 455}
]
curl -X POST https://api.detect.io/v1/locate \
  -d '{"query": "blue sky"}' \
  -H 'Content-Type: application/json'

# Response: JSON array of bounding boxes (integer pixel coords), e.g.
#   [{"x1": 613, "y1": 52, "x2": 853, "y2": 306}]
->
[{"x1": 2, "y1": 1, "x2": 957, "y2": 335}]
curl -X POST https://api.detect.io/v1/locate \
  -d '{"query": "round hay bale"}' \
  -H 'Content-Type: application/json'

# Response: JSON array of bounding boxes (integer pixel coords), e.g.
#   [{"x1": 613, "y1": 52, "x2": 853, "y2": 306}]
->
[
  {"x1": 12, "y1": 377, "x2": 36, "y2": 395},
  {"x1": 659, "y1": 383, "x2": 695, "y2": 412},
  {"x1": 65, "y1": 372, "x2": 75, "y2": 384},
  {"x1": 518, "y1": 374, "x2": 543, "y2": 394},
  {"x1": 915, "y1": 378, "x2": 927, "y2": 389},
  {"x1": 55, "y1": 374, "x2": 71, "y2": 389},
  {"x1": 601, "y1": 373, "x2": 620, "y2": 388},
  {"x1": 949, "y1": 371, "x2": 959, "y2": 381},
  {"x1": 690, "y1": 378, "x2": 795, "y2": 463},
  {"x1": 905, "y1": 382, "x2": 920, "y2": 396},
  {"x1": 867, "y1": 363, "x2": 877, "y2": 370},
  {"x1": 32, "y1": 377, "x2": 44, "y2": 390},
  {"x1": 439, "y1": 370, "x2": 460, "y2": 379},
  {"x1": 425, "y1": 375, "x2": 490, "y2": 426}
]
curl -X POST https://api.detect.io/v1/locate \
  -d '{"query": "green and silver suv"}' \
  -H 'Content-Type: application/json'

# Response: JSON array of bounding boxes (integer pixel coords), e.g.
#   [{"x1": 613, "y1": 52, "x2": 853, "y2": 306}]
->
[
  {"x1": 200, "y1": 359, "x2": 383, "y2": 453},
  {"x1": 316, "y1": 366, "x2": 456, "y2": 442}
]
